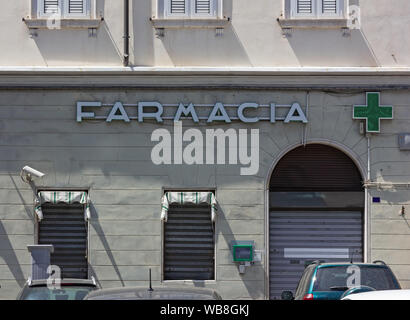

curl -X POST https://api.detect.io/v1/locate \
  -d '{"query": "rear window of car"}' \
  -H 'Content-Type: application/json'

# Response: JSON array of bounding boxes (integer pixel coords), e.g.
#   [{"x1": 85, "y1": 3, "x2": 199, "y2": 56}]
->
[
  {"x1": 312, "y1": 266, "x2": 399, "y2": 292},
  {"x1": 21, "y1": 285, "x2": 96, "y2": 300}
]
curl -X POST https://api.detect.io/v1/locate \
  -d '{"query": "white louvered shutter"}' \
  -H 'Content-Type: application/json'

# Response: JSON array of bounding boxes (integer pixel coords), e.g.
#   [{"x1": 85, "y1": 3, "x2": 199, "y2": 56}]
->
[
  {"x1": 43, "y1": 0, "x2": 60, "y2": 14},
  {"x1": 322, "y1": 0, "x2": 337, "y2": 13},
  {"x1": 195, "y1": 0, "x2": 211, "y2": 14},
  {"x1": 297, "y1": 0, "x2": 313, "y2": 14},
  {"x1": 68, "y1": 0, "x2": 85, "y2": 14},
  {"x1": 170, "y1": 0, "x2": 187, "y2": 14}
]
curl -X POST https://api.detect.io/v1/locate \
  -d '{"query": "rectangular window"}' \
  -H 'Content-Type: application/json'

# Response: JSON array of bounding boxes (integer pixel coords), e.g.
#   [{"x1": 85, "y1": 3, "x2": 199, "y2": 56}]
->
[
  {"x1": 291, "y1": 0, "x2": 345, "y2": 18},
  {"x1": 36, "y1": 191, "x2": 90, "y2": 279},
  {"x1": 161, "y1": 192, "x2": 217, "y2": 281},
  {"x1": 164, "y1": 0, "x2": 219, "y2": 18},
  {"x1": 38, "y1": 0, "x2": 90, "y2": 18}
]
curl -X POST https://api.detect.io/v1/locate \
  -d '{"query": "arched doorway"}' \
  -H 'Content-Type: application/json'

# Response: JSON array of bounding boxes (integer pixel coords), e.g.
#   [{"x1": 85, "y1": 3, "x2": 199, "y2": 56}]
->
[{"x1": 268, "y1": 144, "x2": 365, "y2": 300}]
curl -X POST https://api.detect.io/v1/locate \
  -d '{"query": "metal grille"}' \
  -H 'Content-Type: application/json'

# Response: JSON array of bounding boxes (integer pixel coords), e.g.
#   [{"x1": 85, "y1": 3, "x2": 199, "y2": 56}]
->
[
  {"x1": 69, "y1": 0, "x2": 84, "y2": 13},
  {"x1": 164, "y1": 204, "x2": 215, "y2": 280},
  {"x1": 39, "y1": 204, "x2": 88, "y2": 279},
  {"x1": 44, "y1": 0, "x2": 59, "y2": 14},
  {"x1": 270, "y1": 144, "x2": 363, "y2": 192},
  {"x1": 269, "y1": 210, "x2": 363, "y2": 300},
  {"x1": 297, "y1": 0, "x2": 313, "y2": 13},
  {"x1": 171, "y1": 0, "x2": 186, "y2": 14},
  {"x1": 322, "y1": 0, "x2": 337, "y2": 13},
  {"x1": 195, "y1": 0, "x2": 211, "y2": 14}
]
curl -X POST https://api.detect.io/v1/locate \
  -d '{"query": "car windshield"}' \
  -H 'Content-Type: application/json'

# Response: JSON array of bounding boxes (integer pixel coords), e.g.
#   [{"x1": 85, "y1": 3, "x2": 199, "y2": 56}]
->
[
  {"x1": 312, "y1": 266, "x2": 399, "y2": 292},
  {"x1": 21, "y1": 286, "x2": 95, "y2": 300}
]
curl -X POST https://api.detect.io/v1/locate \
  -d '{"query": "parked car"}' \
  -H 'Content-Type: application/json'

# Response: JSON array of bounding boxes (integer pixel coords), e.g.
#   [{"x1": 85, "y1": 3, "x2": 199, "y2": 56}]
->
[
  {"x1": 16, "y1": 278, "x2": 98, "y2": 300},
  {"x1": 84, "y1": 286, "x2": 222, "y2": 300},
  {"x1": 341, "y1": 289, "x2": 410, "y2": 300},
  {"x1": 281, "y1": 261, "x2": 401, "y2": 300}
]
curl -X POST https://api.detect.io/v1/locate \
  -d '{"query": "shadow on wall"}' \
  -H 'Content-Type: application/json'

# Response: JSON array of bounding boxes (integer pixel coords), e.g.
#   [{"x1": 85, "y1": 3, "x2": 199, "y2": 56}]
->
[
  {"x1": 89, "y1": 203, "x2": 125, "y2": 287},
  {"x1": 131, "y1": 0, "x2": 154, "y2": 66},
  {"x1": 212, "y1": 204, "x2": 265, "y2": 299},
  {"x1": 280, "y1": 0, "x2": 379, "y2": 67},
  {"x1": 31, "y1": 0, "x2": 123, "y2": 66},
  {"x1": 156, "y1": 0, "x2": 252, "y2": 67},
  {"x1": 282, "y1": 28, "x2": 379, "y2": 67},
  {"x1": 0, "y1": 175, "x2": 35, "y2": 288}
]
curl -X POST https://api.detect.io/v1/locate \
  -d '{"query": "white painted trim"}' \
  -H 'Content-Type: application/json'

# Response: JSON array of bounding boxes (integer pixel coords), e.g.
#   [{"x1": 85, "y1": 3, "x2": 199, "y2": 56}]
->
[{"x1": 1, "y1": 66, "x2": 410, "y2": 74}]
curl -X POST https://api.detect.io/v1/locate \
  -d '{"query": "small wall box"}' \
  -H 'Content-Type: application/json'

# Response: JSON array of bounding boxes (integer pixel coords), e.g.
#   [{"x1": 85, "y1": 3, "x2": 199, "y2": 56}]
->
[{"x1": 232, "y1": 243, "x2": 254, "y2": 262}]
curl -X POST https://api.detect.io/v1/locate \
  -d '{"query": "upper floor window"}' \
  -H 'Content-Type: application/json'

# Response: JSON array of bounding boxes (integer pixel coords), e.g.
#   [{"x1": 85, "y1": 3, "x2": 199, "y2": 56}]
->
[
  {"x1": 38, "y1": 0, "x2": 90, "y2": 18},
  {"x1": 290, "y1": 0, "x2": 345, "y2": 19},
  {"x1": 162, "y1": 0, "x2": 221, "y2": 19}
]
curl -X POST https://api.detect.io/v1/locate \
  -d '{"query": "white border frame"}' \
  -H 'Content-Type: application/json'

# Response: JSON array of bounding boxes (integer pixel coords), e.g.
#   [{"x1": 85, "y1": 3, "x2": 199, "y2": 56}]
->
[{"x1": 264, "y1": 140, "x2": 368, "y2": 299}]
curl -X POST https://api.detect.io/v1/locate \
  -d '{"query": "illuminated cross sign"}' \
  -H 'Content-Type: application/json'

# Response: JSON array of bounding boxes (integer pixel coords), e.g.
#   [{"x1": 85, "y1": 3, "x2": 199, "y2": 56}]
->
[{"x1": 353, "y1": 92, "x2": 393, "y2": 133}]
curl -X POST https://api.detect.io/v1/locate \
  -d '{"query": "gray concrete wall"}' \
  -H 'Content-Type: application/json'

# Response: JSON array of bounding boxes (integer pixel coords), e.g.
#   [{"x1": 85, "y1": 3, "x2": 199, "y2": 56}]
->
[{"x1": 0, "y1": 87, "x2": 409, "y2": 299}]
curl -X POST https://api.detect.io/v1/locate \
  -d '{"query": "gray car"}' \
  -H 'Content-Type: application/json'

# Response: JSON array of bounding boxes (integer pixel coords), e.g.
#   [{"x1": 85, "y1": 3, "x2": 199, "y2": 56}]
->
[
  {"x1": 16, "y1": 278, "x2": 98, "y2": 300},
  {"x1": 84, "y1": 286, "x2": 222, "y2": 300}
]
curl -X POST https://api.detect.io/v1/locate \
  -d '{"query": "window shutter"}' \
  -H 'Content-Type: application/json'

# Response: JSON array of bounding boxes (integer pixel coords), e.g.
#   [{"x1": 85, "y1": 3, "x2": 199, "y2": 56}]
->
[
  {"x1": 39, "y1": 203, "x2": 88, "y2": 279},
  {"x1": 68, "y1": 0, "x2": 85, "y2": 14},
  {"x1": 297, "y1": 0, "x2": 313, "y2": 14},
  {"x1": 164, "y1": 204, "x2": 215, "y2": 280},
  {"x1": 170, "y1": 0, "x2": 186, "y2": 14},
  {"x1": 195, "y1": 0, "x2": 211, "y2": 14},
  {"x1": 322, "y1": 0, "x2": 337, "y2": 13},
  {"x1": 43, "y1": 0, "x2": 59, "y2": 14}
]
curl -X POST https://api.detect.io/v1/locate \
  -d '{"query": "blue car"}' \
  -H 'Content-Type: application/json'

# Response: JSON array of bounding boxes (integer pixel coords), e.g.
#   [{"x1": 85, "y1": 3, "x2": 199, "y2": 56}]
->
[{"x1": 281, "y1": 261, "x2": 401, "y2": 300}]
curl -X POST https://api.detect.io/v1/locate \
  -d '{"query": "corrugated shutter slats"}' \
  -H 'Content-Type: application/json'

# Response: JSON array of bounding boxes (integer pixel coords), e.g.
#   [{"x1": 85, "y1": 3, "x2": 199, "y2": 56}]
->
[
  {"x1": 39, "y1": 204, "x2": 88, "y2": 279},
  {"x1": 269, "y1": 211, "x2": 363, "y2": 299},
  {"x1": 269, "y1": 144, "x2": 363, "y2": 192},
  {"x1": 164, "y1": 204, "x2": 214, "y2": 280}
]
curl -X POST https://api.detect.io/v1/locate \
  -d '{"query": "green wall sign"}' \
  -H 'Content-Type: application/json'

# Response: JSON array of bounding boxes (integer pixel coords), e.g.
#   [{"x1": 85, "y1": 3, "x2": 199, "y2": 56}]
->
[{"x1": 353, "y1": 92, "x2": 393, "y2": 133}]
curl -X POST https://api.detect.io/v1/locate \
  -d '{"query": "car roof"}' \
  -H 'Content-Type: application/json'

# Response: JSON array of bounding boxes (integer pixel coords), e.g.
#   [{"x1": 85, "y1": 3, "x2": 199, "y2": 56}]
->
[
  {"x1": 27, "y1": 278, "x2": 97, "y2": 287},
  {"x1": 84, "y1": 286, "x2": 222, "y2": 300},
  {"x1": 342, "y1": 289, "x2": 410, "y2": 300},
  {"x1": 314, "y1": 262, "x2": 389, "y2": 268}
]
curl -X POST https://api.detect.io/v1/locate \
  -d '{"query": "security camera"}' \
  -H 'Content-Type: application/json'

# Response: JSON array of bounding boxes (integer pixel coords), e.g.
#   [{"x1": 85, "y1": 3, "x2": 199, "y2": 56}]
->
[{"x1": 20, "y1": 166, "x2": 45, "y2": 183}]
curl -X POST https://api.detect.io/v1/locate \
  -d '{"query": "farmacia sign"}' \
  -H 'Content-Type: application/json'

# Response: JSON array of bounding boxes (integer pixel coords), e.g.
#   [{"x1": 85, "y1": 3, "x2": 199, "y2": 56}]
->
[
  {"x1": 76, "y1": 101, "x2": 308, "y2": 176},
  {"x1": 76, "y1": 101, "x2": 308, "y2": 123}
]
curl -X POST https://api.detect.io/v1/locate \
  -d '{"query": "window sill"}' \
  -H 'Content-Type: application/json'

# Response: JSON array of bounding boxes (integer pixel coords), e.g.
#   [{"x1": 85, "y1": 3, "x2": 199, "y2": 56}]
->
[
  {"x1": 277, "y1": 17, "x2": 349, "y2": 29},
  {"x1": 150, "y1": 17, "x2": 230, "y2": 29},
  {"x1": 23, "y1": 18, "x2": 103, "y2": 30}
]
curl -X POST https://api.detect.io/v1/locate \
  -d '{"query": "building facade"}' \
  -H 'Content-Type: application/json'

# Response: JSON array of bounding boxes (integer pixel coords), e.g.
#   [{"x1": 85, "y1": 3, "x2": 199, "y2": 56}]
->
[{"x1": 0, "y1": 0, "x2": 409, "y2": 299}]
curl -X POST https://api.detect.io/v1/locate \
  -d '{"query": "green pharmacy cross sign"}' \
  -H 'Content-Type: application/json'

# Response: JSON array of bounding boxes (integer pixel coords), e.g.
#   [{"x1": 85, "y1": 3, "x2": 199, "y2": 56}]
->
[{"x1": 353, "y1": 92, "x2": 393, "y2": 133}]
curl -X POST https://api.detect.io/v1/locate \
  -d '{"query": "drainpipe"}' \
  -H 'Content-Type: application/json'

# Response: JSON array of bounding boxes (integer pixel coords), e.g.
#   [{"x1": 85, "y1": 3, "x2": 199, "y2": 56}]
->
[{"x1": 123, "y1": 0, "x2": 130, "y2": 67}]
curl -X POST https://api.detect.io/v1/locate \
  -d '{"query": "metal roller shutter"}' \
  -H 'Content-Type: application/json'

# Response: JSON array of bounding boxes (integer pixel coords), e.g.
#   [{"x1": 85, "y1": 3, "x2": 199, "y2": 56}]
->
[
  {"x1": 38, "y1": 203, "x2": 88, "y2": 279},
  {"x1": 270, "y1": 144, "x2": 363, "y2": 192},
  {"x1": 164, "y1": 204, "x2": 215, "y2": 280},
  {"x1": 269, "y1": 210, "x2": 363, "y2": 300}
]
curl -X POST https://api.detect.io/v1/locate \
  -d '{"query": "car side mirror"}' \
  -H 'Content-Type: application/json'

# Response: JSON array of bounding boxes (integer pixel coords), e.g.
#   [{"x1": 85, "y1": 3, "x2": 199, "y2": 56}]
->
[{"x1": 281, "y1": 291, "x2": 294, "y2": 300}]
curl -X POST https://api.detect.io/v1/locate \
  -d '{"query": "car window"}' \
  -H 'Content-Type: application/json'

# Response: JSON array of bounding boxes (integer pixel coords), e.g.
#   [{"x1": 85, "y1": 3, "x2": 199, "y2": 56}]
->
[
  {"x1": 20, "y1": 286, "x2": 96, "y2": 300},
  {"x1": 312, "y1": 266, "x2": 399, "y2": 292},
  {"x1": 295, "y1": 265, "x2": 314, "y2": 297}
]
